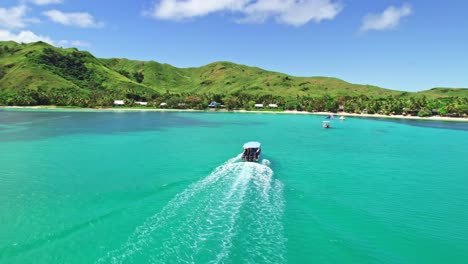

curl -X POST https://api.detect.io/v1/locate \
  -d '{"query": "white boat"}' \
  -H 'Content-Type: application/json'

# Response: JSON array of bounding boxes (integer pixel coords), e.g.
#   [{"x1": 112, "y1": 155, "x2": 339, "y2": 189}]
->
[
  {"x1": 242, "y1": 141, "x2": 261, "y2": 162},
  {"x1": 322, "y1": 121, "x2": 331, "y2": 128},
  {"x1": 339, "y1": 116, "x2": 345, "y2": 120}
]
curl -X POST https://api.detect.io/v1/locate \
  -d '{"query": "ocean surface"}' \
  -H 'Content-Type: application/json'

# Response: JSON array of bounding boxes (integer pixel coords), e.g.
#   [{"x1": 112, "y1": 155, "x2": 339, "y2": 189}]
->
[{"x1": 1, "y1": 109, "x2": 467, "y2": 264}]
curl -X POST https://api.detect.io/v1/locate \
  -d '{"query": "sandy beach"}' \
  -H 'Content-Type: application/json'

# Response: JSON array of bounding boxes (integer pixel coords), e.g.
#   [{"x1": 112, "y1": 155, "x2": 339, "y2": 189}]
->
[
  {"x1": 2, "y1": 106, "x2": 467, "y2": 122},
  {"x1": 230, "y1": 109, "x2": 468, "y2": 122},
  {"x1": 292, "y1": 111, "x2": 468, "y2": 122}
]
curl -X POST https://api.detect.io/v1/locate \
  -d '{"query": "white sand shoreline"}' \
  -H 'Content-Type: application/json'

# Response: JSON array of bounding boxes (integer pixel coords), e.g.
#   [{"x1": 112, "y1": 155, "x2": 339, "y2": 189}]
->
[{"x1": 2, "y1": 106, "x2": 467, "y2": 122}]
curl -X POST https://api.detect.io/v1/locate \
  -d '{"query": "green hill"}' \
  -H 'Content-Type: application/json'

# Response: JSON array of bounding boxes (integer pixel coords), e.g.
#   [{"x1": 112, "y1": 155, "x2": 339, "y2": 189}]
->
[
  {"x1": 0, "y1": 41, "x2": 155, "y2": 106},
  {"x1": 415, "y1": 88, "x2": 468, "y2": 98},
  {"x1": 101, "y1": 59, "x2": 403, "y2": 97},
  {"x1": 0, "y1": 41, "x2": 467, "y2": 108}
]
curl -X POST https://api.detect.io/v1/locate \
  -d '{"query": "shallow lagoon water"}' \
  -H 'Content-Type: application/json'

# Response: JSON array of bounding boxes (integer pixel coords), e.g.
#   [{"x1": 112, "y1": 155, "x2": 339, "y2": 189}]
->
[{"x1": 0, "y1": 110, "x2": 467, "y2": 263}]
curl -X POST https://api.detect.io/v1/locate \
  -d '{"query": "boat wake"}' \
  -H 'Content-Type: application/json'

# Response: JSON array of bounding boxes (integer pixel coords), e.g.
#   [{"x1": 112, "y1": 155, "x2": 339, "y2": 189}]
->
[{"x1": 97, "y1": 155, "x2": 286, "y2": 264}]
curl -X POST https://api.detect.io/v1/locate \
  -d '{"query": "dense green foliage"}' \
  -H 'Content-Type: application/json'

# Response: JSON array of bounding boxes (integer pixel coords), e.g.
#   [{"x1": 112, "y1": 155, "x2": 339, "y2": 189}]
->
[{"x1": 0, "y1": 41, "x2": 467, "y2": 116}]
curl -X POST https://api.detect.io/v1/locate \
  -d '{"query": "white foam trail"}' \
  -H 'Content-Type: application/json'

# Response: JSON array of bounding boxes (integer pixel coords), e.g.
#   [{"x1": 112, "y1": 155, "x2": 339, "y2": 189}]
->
[
  {"x1": 97, "y1": 156, "x2": 285, "y2": 264},
  {"x1": 234, "y1": 161, "x2": 287, "y2": 264},
  {"x1": 212, "y1": 164, "x2": 252, "y2": 263},
  {"x1": 156, "y1": 163, "x2": 252, "y2": 263},
  {"x1": 261, "y1": 159, "x2": 271, "y2": 167},
  {"x1": 97, "y1": 154, "x2": 242, "y2": 263}
]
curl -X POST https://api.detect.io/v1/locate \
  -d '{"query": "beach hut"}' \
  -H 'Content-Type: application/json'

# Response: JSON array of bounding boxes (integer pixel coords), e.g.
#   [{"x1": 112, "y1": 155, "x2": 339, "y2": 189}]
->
[
  {"x1": 268, "y1": 104, "x2": 278, "y2": 108},
  {"x1": 135, "y1": 101, "x2": 148, "y2": 106},
  {"x1": 208, "y1": 101, "x2": 217, "y2": 108},
  {"x1": 113, "y1": 100, "x2": 125, "y2": 106},
  {"x1": 254, "y1": 104, "x2": 263, "y2": 108}
]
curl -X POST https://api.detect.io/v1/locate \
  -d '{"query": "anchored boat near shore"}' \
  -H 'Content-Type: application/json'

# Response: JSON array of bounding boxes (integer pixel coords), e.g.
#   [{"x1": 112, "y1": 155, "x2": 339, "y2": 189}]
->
[{"x1": 242, "y1": 141, "x2": 261, "y2": 162}]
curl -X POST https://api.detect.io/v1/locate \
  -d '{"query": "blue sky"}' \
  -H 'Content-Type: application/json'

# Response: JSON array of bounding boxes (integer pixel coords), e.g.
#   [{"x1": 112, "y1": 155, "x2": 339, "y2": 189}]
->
[{"x1": 1, "y1": 0, "x2": 467, "y2": 92}]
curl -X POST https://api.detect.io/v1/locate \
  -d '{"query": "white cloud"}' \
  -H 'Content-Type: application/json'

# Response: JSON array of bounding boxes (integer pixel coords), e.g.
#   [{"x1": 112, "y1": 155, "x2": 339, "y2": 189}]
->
[
  {"x1": 242, "y1": 0, "x2": 342, "y2": 26},
  {"x1": 0, "y1": 29, "x2": 91, "y2": 48},
  {"x1": 0, "y1": 29, "x2": 54, "y2": 44},
  {"x1": 152, "y1": 0, "x2": 342, "y2": 26},
  {"x1": 0, "y1": 4, "x2": 91, "y2": 48},
  {"x1": 155, "y1": 0, "x2": 248, "y2": 19},
  {"x1": 29, "y1": 0, "x2": 63, "y2": 5},
  {"x1": 43, "y1": 9, "x2": 103, "y2": 28},
  {"x1": 0, "y1": 5, "x2": 29, "y2": 29},
  {"x1": 360, "y1": 4, "x2": 412, "y2": 32}
]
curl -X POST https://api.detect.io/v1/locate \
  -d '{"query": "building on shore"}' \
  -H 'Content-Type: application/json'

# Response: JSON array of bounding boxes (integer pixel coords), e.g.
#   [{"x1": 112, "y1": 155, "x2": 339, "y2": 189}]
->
[
  {"x1": 113, "y1": 100, "x2": 125, "y2": 106},
  {"x1": 208, "y1": 101, "x2": 217, "y2": 108}
]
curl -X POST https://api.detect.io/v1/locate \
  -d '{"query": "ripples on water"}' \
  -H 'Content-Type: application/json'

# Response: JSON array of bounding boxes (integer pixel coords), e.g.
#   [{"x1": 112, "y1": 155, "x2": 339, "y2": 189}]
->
[
  {"x1": 97, "y1": 155, "x2": 285, "y2": 264},
  {"x1": 364, "y1": 117, "x2": 468, "y2": 131},
  {"x1": 2, "y1": 110, "x2": 467, "y2": 264}
]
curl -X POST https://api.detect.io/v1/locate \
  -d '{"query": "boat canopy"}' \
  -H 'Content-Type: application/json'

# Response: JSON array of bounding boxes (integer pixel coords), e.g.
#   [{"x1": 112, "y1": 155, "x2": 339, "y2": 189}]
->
[{"x1": 243, "y1": 141, "x2": 261, "y2": 149}]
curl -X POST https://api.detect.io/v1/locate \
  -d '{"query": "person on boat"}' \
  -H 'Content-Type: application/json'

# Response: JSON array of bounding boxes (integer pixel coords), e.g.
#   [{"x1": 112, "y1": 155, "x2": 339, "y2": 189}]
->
[
  {"x1": 255, "y1": 148, "x2": 261, "y2": 161},
  {"x1": 244, "y1": 148, "x2": 251, "y2": 161}
]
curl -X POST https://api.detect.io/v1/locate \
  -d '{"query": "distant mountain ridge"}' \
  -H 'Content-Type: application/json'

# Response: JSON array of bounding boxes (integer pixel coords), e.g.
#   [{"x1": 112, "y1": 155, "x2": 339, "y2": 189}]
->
[{"x1": 0, "y1": 41, "x2": 467, "y2": 105}]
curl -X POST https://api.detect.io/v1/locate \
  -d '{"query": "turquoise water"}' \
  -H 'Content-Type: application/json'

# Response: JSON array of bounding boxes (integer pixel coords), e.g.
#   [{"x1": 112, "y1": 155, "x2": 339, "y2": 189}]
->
[{"x1": 1, "y1": 110, "x2": 467, "y2": 264}]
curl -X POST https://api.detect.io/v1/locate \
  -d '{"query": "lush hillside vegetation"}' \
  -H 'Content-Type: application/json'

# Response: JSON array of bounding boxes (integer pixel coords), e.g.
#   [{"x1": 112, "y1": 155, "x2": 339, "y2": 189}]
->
[
  {"x1": 101, "y1": 58, "x2": 403, "y2": 97},
  {"x1": 0, "y1": 41, "x2": 155, "y2": 106},
  {"x1": 416, "y1": 88, "x2": 468, "y2": 98},
  {"x1": 0, "y1": 41, "x2": 467, "y2": 116}
]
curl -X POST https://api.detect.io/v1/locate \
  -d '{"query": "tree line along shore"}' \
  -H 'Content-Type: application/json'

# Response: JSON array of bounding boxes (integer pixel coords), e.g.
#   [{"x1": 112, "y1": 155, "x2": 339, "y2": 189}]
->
[{"x1": 1, "y1": 92, "x2": 467, "y2": 118}]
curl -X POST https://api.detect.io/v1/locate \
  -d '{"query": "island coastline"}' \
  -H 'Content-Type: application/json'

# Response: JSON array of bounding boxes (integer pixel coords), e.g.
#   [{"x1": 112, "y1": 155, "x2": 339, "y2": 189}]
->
[{"x1": 2, "y1": 106, "x2": 467, "y2": 122}]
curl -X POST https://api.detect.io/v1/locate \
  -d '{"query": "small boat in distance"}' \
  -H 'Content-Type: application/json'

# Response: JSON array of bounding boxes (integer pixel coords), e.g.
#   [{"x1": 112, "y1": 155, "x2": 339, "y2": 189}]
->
[
  {"x1": 322, "y1": 121, "x2": 331, "y2": 128},
  {"x1": 339, "y1": 116, "x2": 345, "y2": 120},
  {"x1": 242, "y1": 141, "x2": 261, "y2": 162}
]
